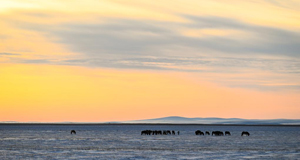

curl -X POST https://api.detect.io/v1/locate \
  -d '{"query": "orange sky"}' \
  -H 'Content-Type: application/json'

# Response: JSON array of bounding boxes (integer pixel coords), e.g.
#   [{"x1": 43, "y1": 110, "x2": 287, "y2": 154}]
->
[
  {"x1": 0, "y1": 0, "x2": 300, "y2": 122},
  {"x1": 1, "y1": 64, "x2": 299, "y2": 122}
]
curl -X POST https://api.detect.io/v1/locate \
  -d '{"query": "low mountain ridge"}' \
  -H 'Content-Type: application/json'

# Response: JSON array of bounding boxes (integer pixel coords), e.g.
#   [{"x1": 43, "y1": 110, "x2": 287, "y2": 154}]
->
[
  {"x1": 120, "y1": 116, "x2": 300, "y2": 125},
  {"x1": 1, "y1": 116, "x2": 300, "y2": 125}
]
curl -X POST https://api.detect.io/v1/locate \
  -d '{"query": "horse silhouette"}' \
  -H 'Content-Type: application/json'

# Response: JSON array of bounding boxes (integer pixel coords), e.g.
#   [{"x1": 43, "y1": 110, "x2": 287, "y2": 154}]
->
[
  {"x1": 212, "y1": 131, "x2": 224, "y2": 136},
  {"x1": 225, "y1": 131, "x2": 231, "y2": 136},
  {"x1": 70, "y1": 130, "x2": 76, "y2": 134},
  {"x1": 142, "y1": 130, "x2": 174, "y2": 135},
  {"x1": 163, "y1": 130, "x2": 167, "y2": 135},
  {"x1": 163, "y1": 130, "x2": 171, "y2": 135},
  {"x1": 141, "y1": 130, "x2": 152, "y2": 135},
  {"x1": 172, "y1": 130, "x2": 175, "y2": 135},
  {"x1": 241, "y1": 131, "x2": 250, "y2": 136},
  {"x1": 205, "y1": 131, "x2": 210, "y2": 135},
  {"x1": 195, "y1": 130, "x2": 204, "y2": 135}
]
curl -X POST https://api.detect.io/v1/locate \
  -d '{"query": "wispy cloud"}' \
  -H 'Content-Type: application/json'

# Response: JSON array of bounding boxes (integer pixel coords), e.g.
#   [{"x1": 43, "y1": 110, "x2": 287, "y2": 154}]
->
[
  {"x1": 0, "y1": 52, "x2": 20, "y2": 56},
  {"x1": 20, "y1": 16, "x2": 297, "y2": 59},
  {"x1": 1, "y1": 0, "x2": 300, "y2": 91}
]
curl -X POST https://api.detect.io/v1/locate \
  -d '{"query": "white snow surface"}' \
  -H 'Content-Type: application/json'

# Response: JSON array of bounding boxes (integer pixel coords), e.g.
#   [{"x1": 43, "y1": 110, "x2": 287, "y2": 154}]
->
[{"x1": 0, "y1": 124, "x2": 299, "y2": 159}]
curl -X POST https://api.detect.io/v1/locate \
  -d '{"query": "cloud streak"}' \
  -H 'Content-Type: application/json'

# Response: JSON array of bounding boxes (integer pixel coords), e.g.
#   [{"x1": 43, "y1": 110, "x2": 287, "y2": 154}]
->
[
  {"x1": 1, "y1": 1, "x2": 300, "y2": 91},
  {"x1": 0, "y1": 52, "x2": 20, "y2": 56}
]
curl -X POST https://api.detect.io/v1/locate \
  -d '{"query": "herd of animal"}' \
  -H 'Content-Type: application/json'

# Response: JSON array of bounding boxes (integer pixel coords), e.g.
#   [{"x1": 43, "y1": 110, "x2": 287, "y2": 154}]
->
[
  {"x1": 195, "y1": 130, "x2": 250, "y2": 136},
  {"x1": 140, "y1": 130, "x2": 250, "y2": 136},
  {"x1": 141, "y1": 130, "x2": 179, "y2": 135},
  {"x1": 70, "y1": 129, "x2": 250, "y2": 136}
]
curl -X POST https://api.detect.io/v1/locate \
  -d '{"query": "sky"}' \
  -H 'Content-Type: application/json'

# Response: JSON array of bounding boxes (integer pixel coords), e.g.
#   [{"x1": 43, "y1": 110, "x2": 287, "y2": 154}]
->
[{"x1": 0, "y1": 0, "x2": 300, "y2": 122}]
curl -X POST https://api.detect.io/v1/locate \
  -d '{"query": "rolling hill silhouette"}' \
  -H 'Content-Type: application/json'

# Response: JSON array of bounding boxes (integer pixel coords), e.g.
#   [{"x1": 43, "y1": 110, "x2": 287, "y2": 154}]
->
[{"x1": 118, "y1": 116, "x2": 300, "y2": 125}]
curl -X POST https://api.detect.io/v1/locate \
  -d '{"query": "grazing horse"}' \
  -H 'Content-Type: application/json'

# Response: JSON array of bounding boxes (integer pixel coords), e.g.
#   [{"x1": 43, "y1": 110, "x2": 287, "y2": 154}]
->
[
  {"x1": 141, "y1": 130, "x2": 152, "y2": 135},
  {"x1": 205, "y1": 131, "x2": 210, "y2": 135},
  {"x1": 163, "y1": 130, "x2": 167, "y2": 135},
  {"x1": 195, "y1": 130, "x2": 204, "y2": 135},
  {"x1": 141, "y1": 130, "x2": 174, "y2": 135},
  {"x1": 225, "y1": 131, "x2": 231, "y2": 136},
  {"x1": 172, "y1": 130, "x2": 175, "y2": 135},
  {"x1": 158, "y1": 130, "x2": 162, "y2": 135},
  {"x1": 162, "y1": 130, "x2": 171, "y2": 135},
  {"x1": 70, "y1": 130, "x2": 76, "y2": 134},
  {"x1": 212, "y1": 131, "x2": 224, "y2": 136},
  {"x1": 241, "y1": 131, "x2": 250, "y2": 136}
]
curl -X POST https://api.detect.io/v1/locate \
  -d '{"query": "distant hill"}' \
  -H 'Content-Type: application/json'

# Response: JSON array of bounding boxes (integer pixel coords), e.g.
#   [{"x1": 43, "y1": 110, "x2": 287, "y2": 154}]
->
[
  {"x1": 1, "y1": 116, "x2": 300, "y2": 125},
  {"x1": 118, "y1": 116, "x2": 300, "y2": 125}
]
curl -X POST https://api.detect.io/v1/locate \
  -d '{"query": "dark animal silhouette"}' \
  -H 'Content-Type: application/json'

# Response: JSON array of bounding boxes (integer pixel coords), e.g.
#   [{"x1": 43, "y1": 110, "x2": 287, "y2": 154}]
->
[
  {"x1": 172, "y1": 130, "x2": 175, "y2": 135},
  {"x1": 241, "y1": 131, "x2": 250, "y2": 136},
  {"x1": 70, "y1": 130, "x2": 76, "y2": 134},
  {"x1": 151, "y1": 130, "x2": 159, "y2": 135},
  {"x1": 152, "y1": 130, "x2": 155, "y2": 135},
  {"x1": 162, "y1": 130, "x2": 171, "y2": 135},
  {"x1": 205, "y1": 131, "x2": 210, "y2": 135},
  {"x1": 157, "y1": 130, "x2": 163, "y2": 135},
  {"x1": 158, "y1": 130, "x2": 162, "y2": 135},
  {"x1": 141, "y1": 130, "x2": 152, "y2": 135},
  {"x1": 177, "y1": 131, "x2": 180, "y2": 135},
  {"x1": 163, "y1": 130, "x2": 167, "y2": 135},
  {"x1": 155, "y1": 130, "x2": 162, "y2": 135},
  {"x1": 142, "y1": 130, "x2": 174, "y2": 135},
  {"x1": 195, "y1": 130, "x2": 204, "y2": 135},
  {"x1": 141, "y1": 130, "x2": 146, "y2": 135},
  {"x1": 225, "y1": 131, "x2": 231, "y2": 136},
  {"x1": 212, "y1": 131, "x2": 224, "y2": 136}
]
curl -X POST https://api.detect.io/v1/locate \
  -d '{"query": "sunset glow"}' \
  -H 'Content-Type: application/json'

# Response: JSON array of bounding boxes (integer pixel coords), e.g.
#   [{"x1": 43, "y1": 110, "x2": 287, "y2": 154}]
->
[{"x1": 0, "y1": 0, "x2": 299, "y2": 122}]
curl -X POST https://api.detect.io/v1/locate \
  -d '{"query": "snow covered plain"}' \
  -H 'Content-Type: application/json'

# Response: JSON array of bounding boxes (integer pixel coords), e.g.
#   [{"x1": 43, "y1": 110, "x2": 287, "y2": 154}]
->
[{"x1": 0, "y1": 124, "x2": 299, "y2": 159}]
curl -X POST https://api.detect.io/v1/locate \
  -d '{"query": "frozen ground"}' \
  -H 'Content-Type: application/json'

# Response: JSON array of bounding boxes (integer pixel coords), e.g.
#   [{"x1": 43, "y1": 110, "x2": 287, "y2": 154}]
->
[{"x1": 0, "y1": 124, "x2": 299, "y2": 159}]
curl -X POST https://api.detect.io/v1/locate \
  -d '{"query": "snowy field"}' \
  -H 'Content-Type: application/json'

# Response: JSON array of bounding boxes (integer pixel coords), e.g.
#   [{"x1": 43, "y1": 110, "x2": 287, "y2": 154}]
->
[{"x1": 0, "y1": 124, "x2": 299, "y2": 159}]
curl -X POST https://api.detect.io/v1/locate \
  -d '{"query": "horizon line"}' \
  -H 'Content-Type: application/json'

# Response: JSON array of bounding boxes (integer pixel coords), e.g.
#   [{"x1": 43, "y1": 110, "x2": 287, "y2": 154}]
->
[
  {"x1": 1, "y1": 116, "x2": 300, "y2": 124},
  {"x1": 0, "y1": 123, "x2": 300, "y2": 127}
]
